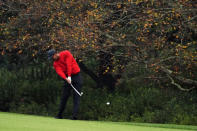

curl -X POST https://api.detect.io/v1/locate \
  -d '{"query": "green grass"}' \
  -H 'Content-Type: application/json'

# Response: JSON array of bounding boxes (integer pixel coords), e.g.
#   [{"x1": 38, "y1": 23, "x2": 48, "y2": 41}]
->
[{"x1": 0, "y1": 112, "x2": 196, "y2": 131}]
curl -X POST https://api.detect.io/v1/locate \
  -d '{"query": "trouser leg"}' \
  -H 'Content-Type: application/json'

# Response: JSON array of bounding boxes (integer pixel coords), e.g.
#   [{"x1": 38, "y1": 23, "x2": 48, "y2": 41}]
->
[
  {"x1": 57, "y1": 82, "x2": 71, "y2": 117},
  {"x1": 72, "y1": 84, "x2": 80, "y2": 118},
  {"x1": 72, "y1": 73, "x2": 82, "y2": 118}
]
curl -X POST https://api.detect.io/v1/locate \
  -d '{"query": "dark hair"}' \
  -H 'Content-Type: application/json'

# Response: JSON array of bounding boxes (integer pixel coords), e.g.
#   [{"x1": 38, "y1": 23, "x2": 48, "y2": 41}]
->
[{"x1": 47, "y1": 49, "x2": 56, "y2": 60}]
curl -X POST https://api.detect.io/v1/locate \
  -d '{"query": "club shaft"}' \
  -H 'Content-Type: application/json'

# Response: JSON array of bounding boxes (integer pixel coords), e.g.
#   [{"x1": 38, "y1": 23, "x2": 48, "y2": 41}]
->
[{"x1": 70, "y1": 84, "x2": 82, "y2": 96}]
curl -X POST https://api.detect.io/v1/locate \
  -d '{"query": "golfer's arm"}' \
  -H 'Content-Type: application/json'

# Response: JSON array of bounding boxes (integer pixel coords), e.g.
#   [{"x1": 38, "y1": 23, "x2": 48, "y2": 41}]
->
[
  {"x1": 65, "y1": 52, "x2": 72, "y2": 77},
  {"x1": 54, "y1": 66, "x2": 66, "y2": 80}
]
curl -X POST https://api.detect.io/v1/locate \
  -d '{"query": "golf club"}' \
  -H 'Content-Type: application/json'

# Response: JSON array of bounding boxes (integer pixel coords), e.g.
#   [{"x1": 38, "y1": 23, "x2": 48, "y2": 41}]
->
[{"x1": 70, "y1": 83, "x2": 83, "y2": 96}]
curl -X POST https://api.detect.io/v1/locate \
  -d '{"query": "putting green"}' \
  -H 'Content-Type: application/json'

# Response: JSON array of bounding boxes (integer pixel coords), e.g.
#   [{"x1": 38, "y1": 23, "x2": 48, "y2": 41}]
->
[{"x1": 0, "y1": 112, "x2": 196, "y2": 131}]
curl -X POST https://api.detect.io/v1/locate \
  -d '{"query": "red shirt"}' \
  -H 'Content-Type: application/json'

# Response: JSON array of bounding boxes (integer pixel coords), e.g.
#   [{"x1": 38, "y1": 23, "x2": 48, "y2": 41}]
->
[{"x1": 53, "y1": 50, "x2": 80, "y2": 80}]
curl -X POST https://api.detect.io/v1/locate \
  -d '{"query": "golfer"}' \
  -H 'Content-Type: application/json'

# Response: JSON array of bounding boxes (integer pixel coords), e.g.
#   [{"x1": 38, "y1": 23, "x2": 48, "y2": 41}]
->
[{"x1": 48, "y1": 49, "x2": 82, "y2": 120}]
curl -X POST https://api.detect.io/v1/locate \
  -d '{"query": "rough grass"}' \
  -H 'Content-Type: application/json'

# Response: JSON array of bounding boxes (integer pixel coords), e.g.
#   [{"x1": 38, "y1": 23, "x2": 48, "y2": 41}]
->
[{"x1": 0, "y1": 112, "x2": 196, "y2": 131}]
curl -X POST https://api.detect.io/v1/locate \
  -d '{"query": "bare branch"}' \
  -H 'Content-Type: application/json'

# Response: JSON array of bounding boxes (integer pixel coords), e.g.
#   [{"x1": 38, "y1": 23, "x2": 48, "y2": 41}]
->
[
  {"x1": 167, "y1": 75, "x2": 195, "y2": 91},
  {"x1": 160, "y1": 66, "x2": 197, "y2": 91}
]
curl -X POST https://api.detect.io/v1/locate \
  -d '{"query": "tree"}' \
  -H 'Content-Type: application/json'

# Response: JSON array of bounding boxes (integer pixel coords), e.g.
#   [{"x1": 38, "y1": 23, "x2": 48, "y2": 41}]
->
[{"x1": 1, "y1": 0, "x2": 196, "y2": 91}]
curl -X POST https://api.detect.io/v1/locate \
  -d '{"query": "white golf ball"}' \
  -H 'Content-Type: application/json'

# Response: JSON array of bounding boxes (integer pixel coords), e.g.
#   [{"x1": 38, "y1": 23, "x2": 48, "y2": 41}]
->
[{"x1": 106, "y1": 102, "x2": 110, "y2": 105}]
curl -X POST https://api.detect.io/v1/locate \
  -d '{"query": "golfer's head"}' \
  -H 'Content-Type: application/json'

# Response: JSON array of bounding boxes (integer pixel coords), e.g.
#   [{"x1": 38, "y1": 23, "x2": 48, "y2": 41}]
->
[{"x1": 47, "y1": 49, "x2": 58, "y2": 61}]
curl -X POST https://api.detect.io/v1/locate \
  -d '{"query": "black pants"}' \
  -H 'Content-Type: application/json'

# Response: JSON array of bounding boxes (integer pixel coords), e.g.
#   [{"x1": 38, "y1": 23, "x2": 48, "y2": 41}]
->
[{"x1": 57, "y1": 73, "x2": 82, "y2": 118}]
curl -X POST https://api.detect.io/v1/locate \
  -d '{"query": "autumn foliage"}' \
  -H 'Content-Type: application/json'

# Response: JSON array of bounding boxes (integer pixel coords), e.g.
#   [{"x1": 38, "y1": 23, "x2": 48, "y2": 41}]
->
[{"x1": 0, "y1": 0, "x2": 197, "y2": 91}]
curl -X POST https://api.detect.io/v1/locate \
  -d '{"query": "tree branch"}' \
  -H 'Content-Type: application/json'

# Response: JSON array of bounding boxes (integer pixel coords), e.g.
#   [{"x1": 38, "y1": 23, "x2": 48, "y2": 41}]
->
[
  {"x1": 167, "y1": 75, "x2": 195, "y2": 91},
  {"x1": 160, "y1": 66, "x2": 197, "y2": 91}
]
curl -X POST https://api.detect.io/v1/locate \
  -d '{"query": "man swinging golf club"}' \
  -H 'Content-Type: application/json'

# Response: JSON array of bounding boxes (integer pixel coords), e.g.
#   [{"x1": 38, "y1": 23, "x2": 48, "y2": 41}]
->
[{"x1": 48, "y1": 49, "x2": 82, "y2": 120}]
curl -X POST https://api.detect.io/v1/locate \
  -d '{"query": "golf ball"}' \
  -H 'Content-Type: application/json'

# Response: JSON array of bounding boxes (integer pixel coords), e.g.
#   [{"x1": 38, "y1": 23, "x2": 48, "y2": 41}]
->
[{"x1": 106, "y1": 102, "x2": 110, "y2": 105}]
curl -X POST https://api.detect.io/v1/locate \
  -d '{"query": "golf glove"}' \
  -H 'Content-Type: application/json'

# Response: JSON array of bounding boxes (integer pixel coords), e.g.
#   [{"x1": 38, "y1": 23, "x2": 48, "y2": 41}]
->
[
  {"x1": 68, "y1": 76, "x2": 71, "y2": 82},
  {"x1": 66, "y1": 76, "x2": 71, "y2": 84}
]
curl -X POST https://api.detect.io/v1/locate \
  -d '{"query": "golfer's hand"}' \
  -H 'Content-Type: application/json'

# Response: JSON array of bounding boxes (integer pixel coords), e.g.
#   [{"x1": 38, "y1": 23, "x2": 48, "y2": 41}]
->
[{"x1": 66, "y1": 77, "x2": 71, "y2": 84}]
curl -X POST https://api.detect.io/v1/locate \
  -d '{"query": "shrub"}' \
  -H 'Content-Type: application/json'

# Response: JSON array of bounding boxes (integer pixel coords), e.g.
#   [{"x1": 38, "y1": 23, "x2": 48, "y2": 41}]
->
[{"x1": 1, "y1": 67, "x2": 197, "y2": 125}]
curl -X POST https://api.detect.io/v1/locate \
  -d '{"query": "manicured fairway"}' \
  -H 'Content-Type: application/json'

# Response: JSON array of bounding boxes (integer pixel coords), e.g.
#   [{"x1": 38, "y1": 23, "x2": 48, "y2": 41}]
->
[{"x1": 0, "y1": 112, "x2": 196, "y2": 131}]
